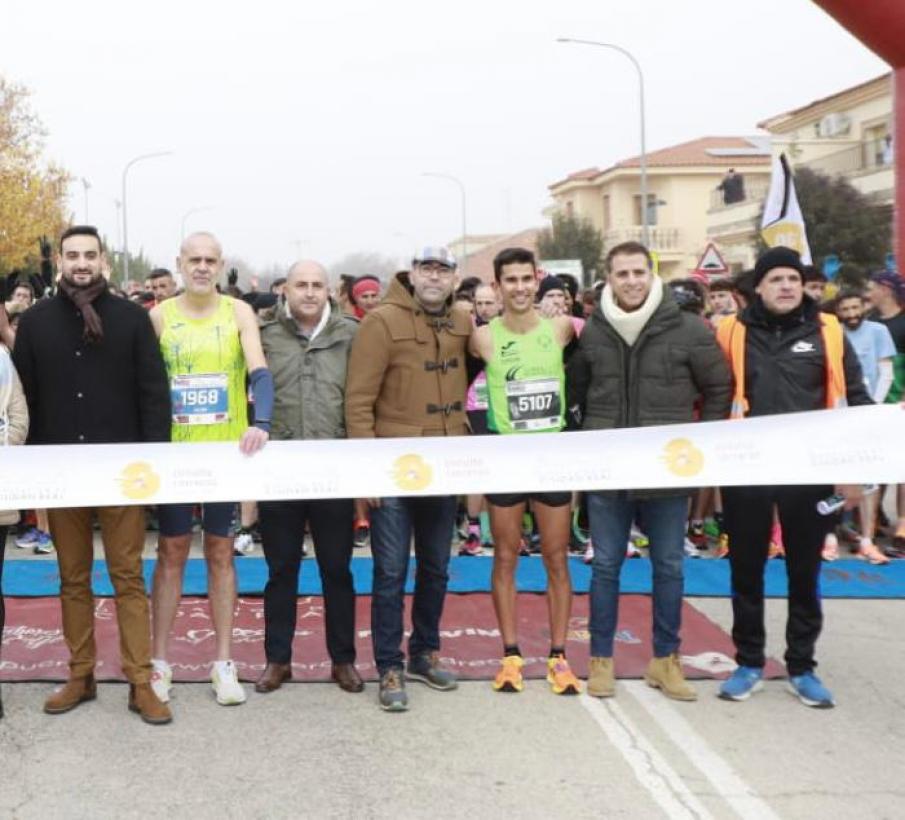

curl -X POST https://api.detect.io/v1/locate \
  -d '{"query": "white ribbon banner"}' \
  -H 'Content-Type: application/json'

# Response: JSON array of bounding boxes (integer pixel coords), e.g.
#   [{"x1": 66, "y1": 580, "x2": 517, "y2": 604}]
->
[{"x1": 2, "y1": 405, "x2": 903, "y2": 510}]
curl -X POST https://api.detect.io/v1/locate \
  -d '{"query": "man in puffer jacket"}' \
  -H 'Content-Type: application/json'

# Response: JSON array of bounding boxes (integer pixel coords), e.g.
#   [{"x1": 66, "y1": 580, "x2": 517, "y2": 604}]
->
[{"x1": 568, "y1": 241, "x2": 731, "y2": 702}]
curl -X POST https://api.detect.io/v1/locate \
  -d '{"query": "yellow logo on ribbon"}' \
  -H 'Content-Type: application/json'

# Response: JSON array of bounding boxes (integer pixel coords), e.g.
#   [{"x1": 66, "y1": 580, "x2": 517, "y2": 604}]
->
[
  {"x1": 118, "y1": 462, "x2": 161, "y2": 500},
  {"x1": 392, "y1": 454, "x2": 433, "y2": 491},
  {"x1": 661, "y1": 438, "x2": 704, "y2": 478}
]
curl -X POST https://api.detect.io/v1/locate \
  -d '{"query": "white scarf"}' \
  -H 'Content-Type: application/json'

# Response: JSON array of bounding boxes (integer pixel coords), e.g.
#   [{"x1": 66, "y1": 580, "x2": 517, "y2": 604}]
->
[
  {"x1": 288, "y1": 300, "x2": 331, "y2": 342},
  {"x1": 600, "y1": 275, "x2": 664, "y2": 347}
]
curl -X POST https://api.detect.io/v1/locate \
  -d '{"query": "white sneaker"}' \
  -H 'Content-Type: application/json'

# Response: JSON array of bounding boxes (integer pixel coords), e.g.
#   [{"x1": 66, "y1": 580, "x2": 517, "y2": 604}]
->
[
  {"x1": 151, "y1": 659, "x2": 173, "y2": 703},
  {"x1": 211, "y1": 660, "x2": 246, "y2": 706},
  {"x1": 626, "y1": 541, "x2": 642, "y2": 558},
  {"x1": 233, "y1": 531, "x2": 254, "y2": 556},
  {"x1": 683, "y1": 537, "x2": 701, "y2": 558}
]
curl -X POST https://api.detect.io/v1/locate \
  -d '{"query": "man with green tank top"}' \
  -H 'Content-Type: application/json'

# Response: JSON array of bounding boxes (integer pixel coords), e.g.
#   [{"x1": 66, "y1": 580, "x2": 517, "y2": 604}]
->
[
  {"x1": 149, "y1": 231, "x2": 273, "y2": 708},
  {"x1": 468, "y1": 247, "x2": 581, "y2": 696}
]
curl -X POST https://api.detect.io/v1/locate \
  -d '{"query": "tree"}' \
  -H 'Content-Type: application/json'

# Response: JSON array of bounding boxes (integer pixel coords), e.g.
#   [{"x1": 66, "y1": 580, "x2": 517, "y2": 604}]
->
[
  {"x1": 537, "y1": 213, "x2": 604, "y2": 280},
  {"x1": 758, "y1": 166, "x2": 892, "y2": 287},
  {"x1": 328, "y1": 252, "x2": 400, "y2": 282},
  {"x1": 0, "y1": 76, "x2": 70, "y2": 275}
]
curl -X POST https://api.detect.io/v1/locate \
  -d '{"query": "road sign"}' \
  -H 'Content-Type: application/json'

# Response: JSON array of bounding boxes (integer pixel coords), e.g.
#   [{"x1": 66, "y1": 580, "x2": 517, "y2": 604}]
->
[{"x1": 695, "y1": 243, "x2": 729, "y2": 276}]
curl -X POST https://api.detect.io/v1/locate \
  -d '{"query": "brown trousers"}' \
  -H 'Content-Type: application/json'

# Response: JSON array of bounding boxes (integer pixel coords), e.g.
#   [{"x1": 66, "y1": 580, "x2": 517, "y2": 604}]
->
[{"x1": 47, "y1": 506, "x2": 151, "y2": 684}]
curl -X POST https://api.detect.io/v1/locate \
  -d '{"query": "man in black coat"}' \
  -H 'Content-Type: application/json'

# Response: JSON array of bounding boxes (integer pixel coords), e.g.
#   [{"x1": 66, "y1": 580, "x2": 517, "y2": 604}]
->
[
  {"x1": 13, "y1": 225, "x2": 172, "y2": 725},
  {"x1": 715, "y1": 246, "x2": 871, "y2": 708}
]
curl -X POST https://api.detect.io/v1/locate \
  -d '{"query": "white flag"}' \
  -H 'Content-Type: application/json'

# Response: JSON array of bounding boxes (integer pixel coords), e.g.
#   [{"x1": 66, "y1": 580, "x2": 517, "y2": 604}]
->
[{"x1": 761, "y1": 153, "x2": 813, "y2": 264}]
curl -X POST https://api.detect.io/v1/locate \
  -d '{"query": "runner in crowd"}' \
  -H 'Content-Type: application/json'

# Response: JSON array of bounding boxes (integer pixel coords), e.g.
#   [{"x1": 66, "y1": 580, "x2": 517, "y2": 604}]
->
[
  {"x1": 831, "y1": 289, "x2": 895, "y2": 563},
  {"x1": 12, "y1": 225, "x2": 172, "y2": 724},
  {"x1": 866, "y1": 270, "x2": 905, "y2": 556},
  {"x1": 469, "y1": 247, "x2": 580, "y2": 695},
  {"x1": 7, "y1": 281, "x2": 35, "y2": 310},
  {"x1": 0, "y1": 345, "x2": 28, "y2": 721},
  {"x1": 708, "y1": 278, "x2": 737, "y2": 319},
  {"x1": 802, "y1": 266, "x2": 829, "y2": 305},
  {"x1": 717, "y1": 247, "x2": 872, "y2": 708},
  {"x1": 255, "y1": 260, "x2": 362, "y2": 695},
  {"x1": 460, "y1": 282, "x2": 501, "y2": 555},
  {"x1": 345, "y1": 245, "x2": 470, "y2": 712},
  {"x1": 148, "y1": 268, "x2": 177, "y2": 303},
  {"x1": 568, "y1": 240, "x2": 731, "y2": 701},
  {"x1": 149, "y1": 231, "x2": 272, "y2": 707},
  {"x1": 349, "y1": 275, "x2": 382, "y2": 319}
]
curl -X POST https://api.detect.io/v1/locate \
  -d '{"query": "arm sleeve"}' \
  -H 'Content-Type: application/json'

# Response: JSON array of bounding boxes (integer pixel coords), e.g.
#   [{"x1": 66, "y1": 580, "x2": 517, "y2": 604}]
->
[
  {"x1": 565, "y1": 338, "x2": 591, "y2": 426},
  {"x1": 249, "y1": 367, "x2": 274, "y2": 431},
  {"x1": 687, "y1": 320, "x2": 733, "y2": 421},
  {"x1": 841, "y1": 335, "x2": 873, "y2": 407},
  {"x1": 873, "y1": 359, "x2": 894, "y2": 404},
  {"x1": 135, "y1": 311, "x2": 173, "y2": 442},
  {"x1": 344, "y1": 315, "x2": 390, "y2": 439},
  {"x1": 4, "y1": 359, "x2": 28, "y2": 446}
]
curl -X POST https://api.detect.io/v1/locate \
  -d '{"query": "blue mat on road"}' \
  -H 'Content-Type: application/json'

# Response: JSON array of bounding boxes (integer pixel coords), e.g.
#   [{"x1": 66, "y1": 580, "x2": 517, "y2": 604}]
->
[{"x1": 3, "y1": 556, "x2": 905, "y2": 599}]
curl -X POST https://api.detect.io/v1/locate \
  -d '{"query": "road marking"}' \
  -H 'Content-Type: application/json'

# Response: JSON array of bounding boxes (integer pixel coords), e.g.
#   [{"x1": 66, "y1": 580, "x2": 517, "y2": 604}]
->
[
  {"x1": 579, "y1": 694, "x2": 715, "y2": 820},
  {"x1": 626, "y1": 681, "x2": 781, "y2": 820}
]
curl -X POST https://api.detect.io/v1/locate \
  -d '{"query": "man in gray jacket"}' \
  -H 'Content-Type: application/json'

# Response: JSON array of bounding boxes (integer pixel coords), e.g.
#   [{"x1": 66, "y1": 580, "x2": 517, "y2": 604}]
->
[
  {"x1": 568, "y1": 241, "x2": 731, "y2": 702},
  {"x1": 255, "y1": 260, "x2": 363, "y2": 695}
]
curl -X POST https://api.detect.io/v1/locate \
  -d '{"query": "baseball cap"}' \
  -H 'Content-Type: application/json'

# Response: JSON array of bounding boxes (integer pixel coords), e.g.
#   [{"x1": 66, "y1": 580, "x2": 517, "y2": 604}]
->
[
  {"x1": 870, "y1": 269, "x2": 904, "y2": 296},
  {"x1": 412, "y1": 246, "x2": 457, "y2": 268}
]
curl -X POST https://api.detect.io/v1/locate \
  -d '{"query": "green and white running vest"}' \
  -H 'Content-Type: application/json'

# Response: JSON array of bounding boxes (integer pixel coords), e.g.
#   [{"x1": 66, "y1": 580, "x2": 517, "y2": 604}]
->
[
  {"x1": 159, "y1": 295, "x2": 247, "y2": 442},
  {"x1": 485, "y1": 317, "x2": 565, "y2": 434}
]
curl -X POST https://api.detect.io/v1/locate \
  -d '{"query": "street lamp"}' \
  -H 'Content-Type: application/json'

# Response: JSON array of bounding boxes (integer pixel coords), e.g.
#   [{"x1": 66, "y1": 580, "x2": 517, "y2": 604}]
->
[
  {"x1": 556, "y1": 38, "x2": 649, "y2": 247},
  {"x1": 422, "y1": 172, "x2": 468, "y2": 275},
  {"x1": 180, "y1": 206, "x2": 214, "y2": 241},
  {"x1": 80, "y1": 178, "x2": 91, "y2": 223},
  {"x1": 121, "y1": 151, "x2": 173, "y2": 281}
]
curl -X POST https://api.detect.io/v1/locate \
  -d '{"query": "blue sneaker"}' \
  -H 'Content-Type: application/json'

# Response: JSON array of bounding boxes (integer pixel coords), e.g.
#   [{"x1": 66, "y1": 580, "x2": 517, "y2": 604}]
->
[
  {"x1": 718, "y1": 666, "x2": 763, "y2": 701},
  {"x1": 33, "y1": 530, "x2": 55, "y2": 555},
  {"x1": 788, "y1": 672, "x2": 835, "y2": 709},
  {"x1": 15, "y1": 527, "x2": 39, "y2": 549}
]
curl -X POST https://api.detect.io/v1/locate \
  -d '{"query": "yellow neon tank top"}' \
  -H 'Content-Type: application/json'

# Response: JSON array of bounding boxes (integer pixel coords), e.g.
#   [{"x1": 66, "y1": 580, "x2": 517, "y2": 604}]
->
[{"x1": 159, "y1": 295, "x2": 247, "y2": 442}]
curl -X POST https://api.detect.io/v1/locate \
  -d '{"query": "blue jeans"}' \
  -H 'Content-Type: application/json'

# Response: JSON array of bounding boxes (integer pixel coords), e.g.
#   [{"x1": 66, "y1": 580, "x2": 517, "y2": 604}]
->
[
  {"x1": 587, "y1": 492, "x2": 688, "y2": 658},
  {"x1": 369, "y1": 495, "x2": 457, "y2": 675}
]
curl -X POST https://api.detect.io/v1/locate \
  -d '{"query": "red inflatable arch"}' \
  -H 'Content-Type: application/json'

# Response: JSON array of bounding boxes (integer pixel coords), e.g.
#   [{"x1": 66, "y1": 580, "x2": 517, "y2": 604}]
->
[{"x1": 813, "y1": 0, "x2": 905, "y2": 275}]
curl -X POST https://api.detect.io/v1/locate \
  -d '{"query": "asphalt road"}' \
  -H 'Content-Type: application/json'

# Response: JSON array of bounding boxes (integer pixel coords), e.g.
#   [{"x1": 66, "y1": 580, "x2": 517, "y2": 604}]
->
[{"x1": 2, "y1": 596, "x2": 904, "y2": 819}]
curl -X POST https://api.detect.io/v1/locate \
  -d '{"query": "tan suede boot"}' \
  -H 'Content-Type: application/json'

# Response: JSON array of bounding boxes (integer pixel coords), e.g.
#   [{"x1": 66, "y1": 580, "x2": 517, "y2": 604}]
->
[
  {"x1": 644, "y1": 654, "x2": 697, "y2": 701},
  {"x1": 587, "y1": 657, "x2": 616, "y2": 698},
  {"x1": 129, "y1": 683, "x2": 173, "y2": 725},
  {"x1": 44, "y1": 675, "x2": 97, "y2": 715}
]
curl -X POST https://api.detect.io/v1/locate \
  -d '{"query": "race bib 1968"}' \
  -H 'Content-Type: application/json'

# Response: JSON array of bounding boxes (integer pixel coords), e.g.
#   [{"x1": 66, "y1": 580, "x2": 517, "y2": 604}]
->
[
  {"x1": 506, "y1": 377, "x2": 560, "y2": 432},
  {"x1": 171, "y1": 373, "x2": 229, "y2": 426}
]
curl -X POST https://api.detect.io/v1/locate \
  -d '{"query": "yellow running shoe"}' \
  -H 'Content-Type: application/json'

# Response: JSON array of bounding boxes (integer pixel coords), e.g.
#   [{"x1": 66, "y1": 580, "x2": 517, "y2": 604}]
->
[
  {"x1": 547, "y1": 656, "x2": 582, "y2": 695},
  {"x1": 492, "y1": 655, "x2": 525, "y2": 693}
]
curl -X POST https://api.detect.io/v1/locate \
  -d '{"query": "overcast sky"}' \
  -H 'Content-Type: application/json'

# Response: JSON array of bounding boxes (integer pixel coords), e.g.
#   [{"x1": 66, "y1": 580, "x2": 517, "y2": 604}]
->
[{"x1": 3, "y1": 0, "x2": 888, "y2": 274}]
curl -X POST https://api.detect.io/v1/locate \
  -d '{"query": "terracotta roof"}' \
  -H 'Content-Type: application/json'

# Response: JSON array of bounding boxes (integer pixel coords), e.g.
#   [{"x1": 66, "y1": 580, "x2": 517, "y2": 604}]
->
[
  {"x1": 460, "y1": 227, "x2": 543, "y2": 283},
  {"x1": 757, "y1": 72, "x2": 891, "y2": 130},
  {"x1": 550, "y1": 137, "x2": 769, "y2": 190}
]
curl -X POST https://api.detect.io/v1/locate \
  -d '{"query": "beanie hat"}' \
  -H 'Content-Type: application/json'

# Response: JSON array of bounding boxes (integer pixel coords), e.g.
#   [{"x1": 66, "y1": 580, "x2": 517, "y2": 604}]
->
[
  {"x1": 537, "y1": 275, "x2": 566, "y2": 301},
  {"x1": 753, "y1": 246, "x2": 804, "y2": 286},
  {"x1": 870, "y1": 269, "x2": 904, "y2": 299}
]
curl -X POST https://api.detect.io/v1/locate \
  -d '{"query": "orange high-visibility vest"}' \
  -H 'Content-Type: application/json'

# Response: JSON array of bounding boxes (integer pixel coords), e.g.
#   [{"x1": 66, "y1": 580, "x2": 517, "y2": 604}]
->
[{"x1": 715, "y1": 313, "x2": 847, "y2": 419}]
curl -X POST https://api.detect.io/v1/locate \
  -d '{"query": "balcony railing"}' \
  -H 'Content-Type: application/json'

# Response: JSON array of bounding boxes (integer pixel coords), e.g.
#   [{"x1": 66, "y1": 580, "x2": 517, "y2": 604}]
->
[
  {"x1": 603, "y1": 226, "x2": 682, "y2": 251},
  {"x1": 798, "y1": 138, "x2": 893, "y2": 178},
  {"x1": 709, "y1": 179, "x2": 770, "y2": 211}
]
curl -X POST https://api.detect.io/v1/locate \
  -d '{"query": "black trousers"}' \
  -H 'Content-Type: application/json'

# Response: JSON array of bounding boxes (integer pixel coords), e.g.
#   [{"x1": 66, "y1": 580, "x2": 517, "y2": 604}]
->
[
  {"x1": 258, "y1": 498, "x2": 356, "y2": 665},
  {"x1": 722, "y1": 485, "x2": 831, "y2": 676}
]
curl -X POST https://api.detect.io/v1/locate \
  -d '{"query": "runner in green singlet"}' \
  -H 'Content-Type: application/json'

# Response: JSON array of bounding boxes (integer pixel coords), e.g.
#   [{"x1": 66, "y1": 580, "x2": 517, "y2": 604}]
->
[
  {"x1": 148, "y1": 231, "x2": 273, "y2": 707},
  {"x1": 468, "y1": 247, "x2": 579, "y2": 696}
]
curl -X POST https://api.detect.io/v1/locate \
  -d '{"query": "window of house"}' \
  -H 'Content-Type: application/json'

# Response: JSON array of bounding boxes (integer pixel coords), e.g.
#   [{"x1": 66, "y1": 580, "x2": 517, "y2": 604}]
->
[{"x1": 633, "y1": 194, "x2": 658, "y2": 226}]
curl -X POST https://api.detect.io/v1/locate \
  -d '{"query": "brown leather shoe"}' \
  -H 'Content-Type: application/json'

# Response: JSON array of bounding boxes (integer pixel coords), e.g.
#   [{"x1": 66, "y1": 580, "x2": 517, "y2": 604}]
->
[
  {"x1": 331, "y1": 662, "x2": 364, "y2": 693},
  {"x1": 128, "y1": 683, "x2": 173, "y2": 725},
  {"x1": 44, "y1": 675, "x2": 97, "y2": 715},
  {"x1": 254, "y1": 662, "x2": 292, "y2": 693}
]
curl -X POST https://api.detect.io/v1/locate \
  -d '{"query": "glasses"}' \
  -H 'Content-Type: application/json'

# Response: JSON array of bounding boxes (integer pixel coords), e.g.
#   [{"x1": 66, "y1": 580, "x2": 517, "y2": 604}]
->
[{"x1": 416, "y1": 262, "x2": 455, "y2": 277}]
